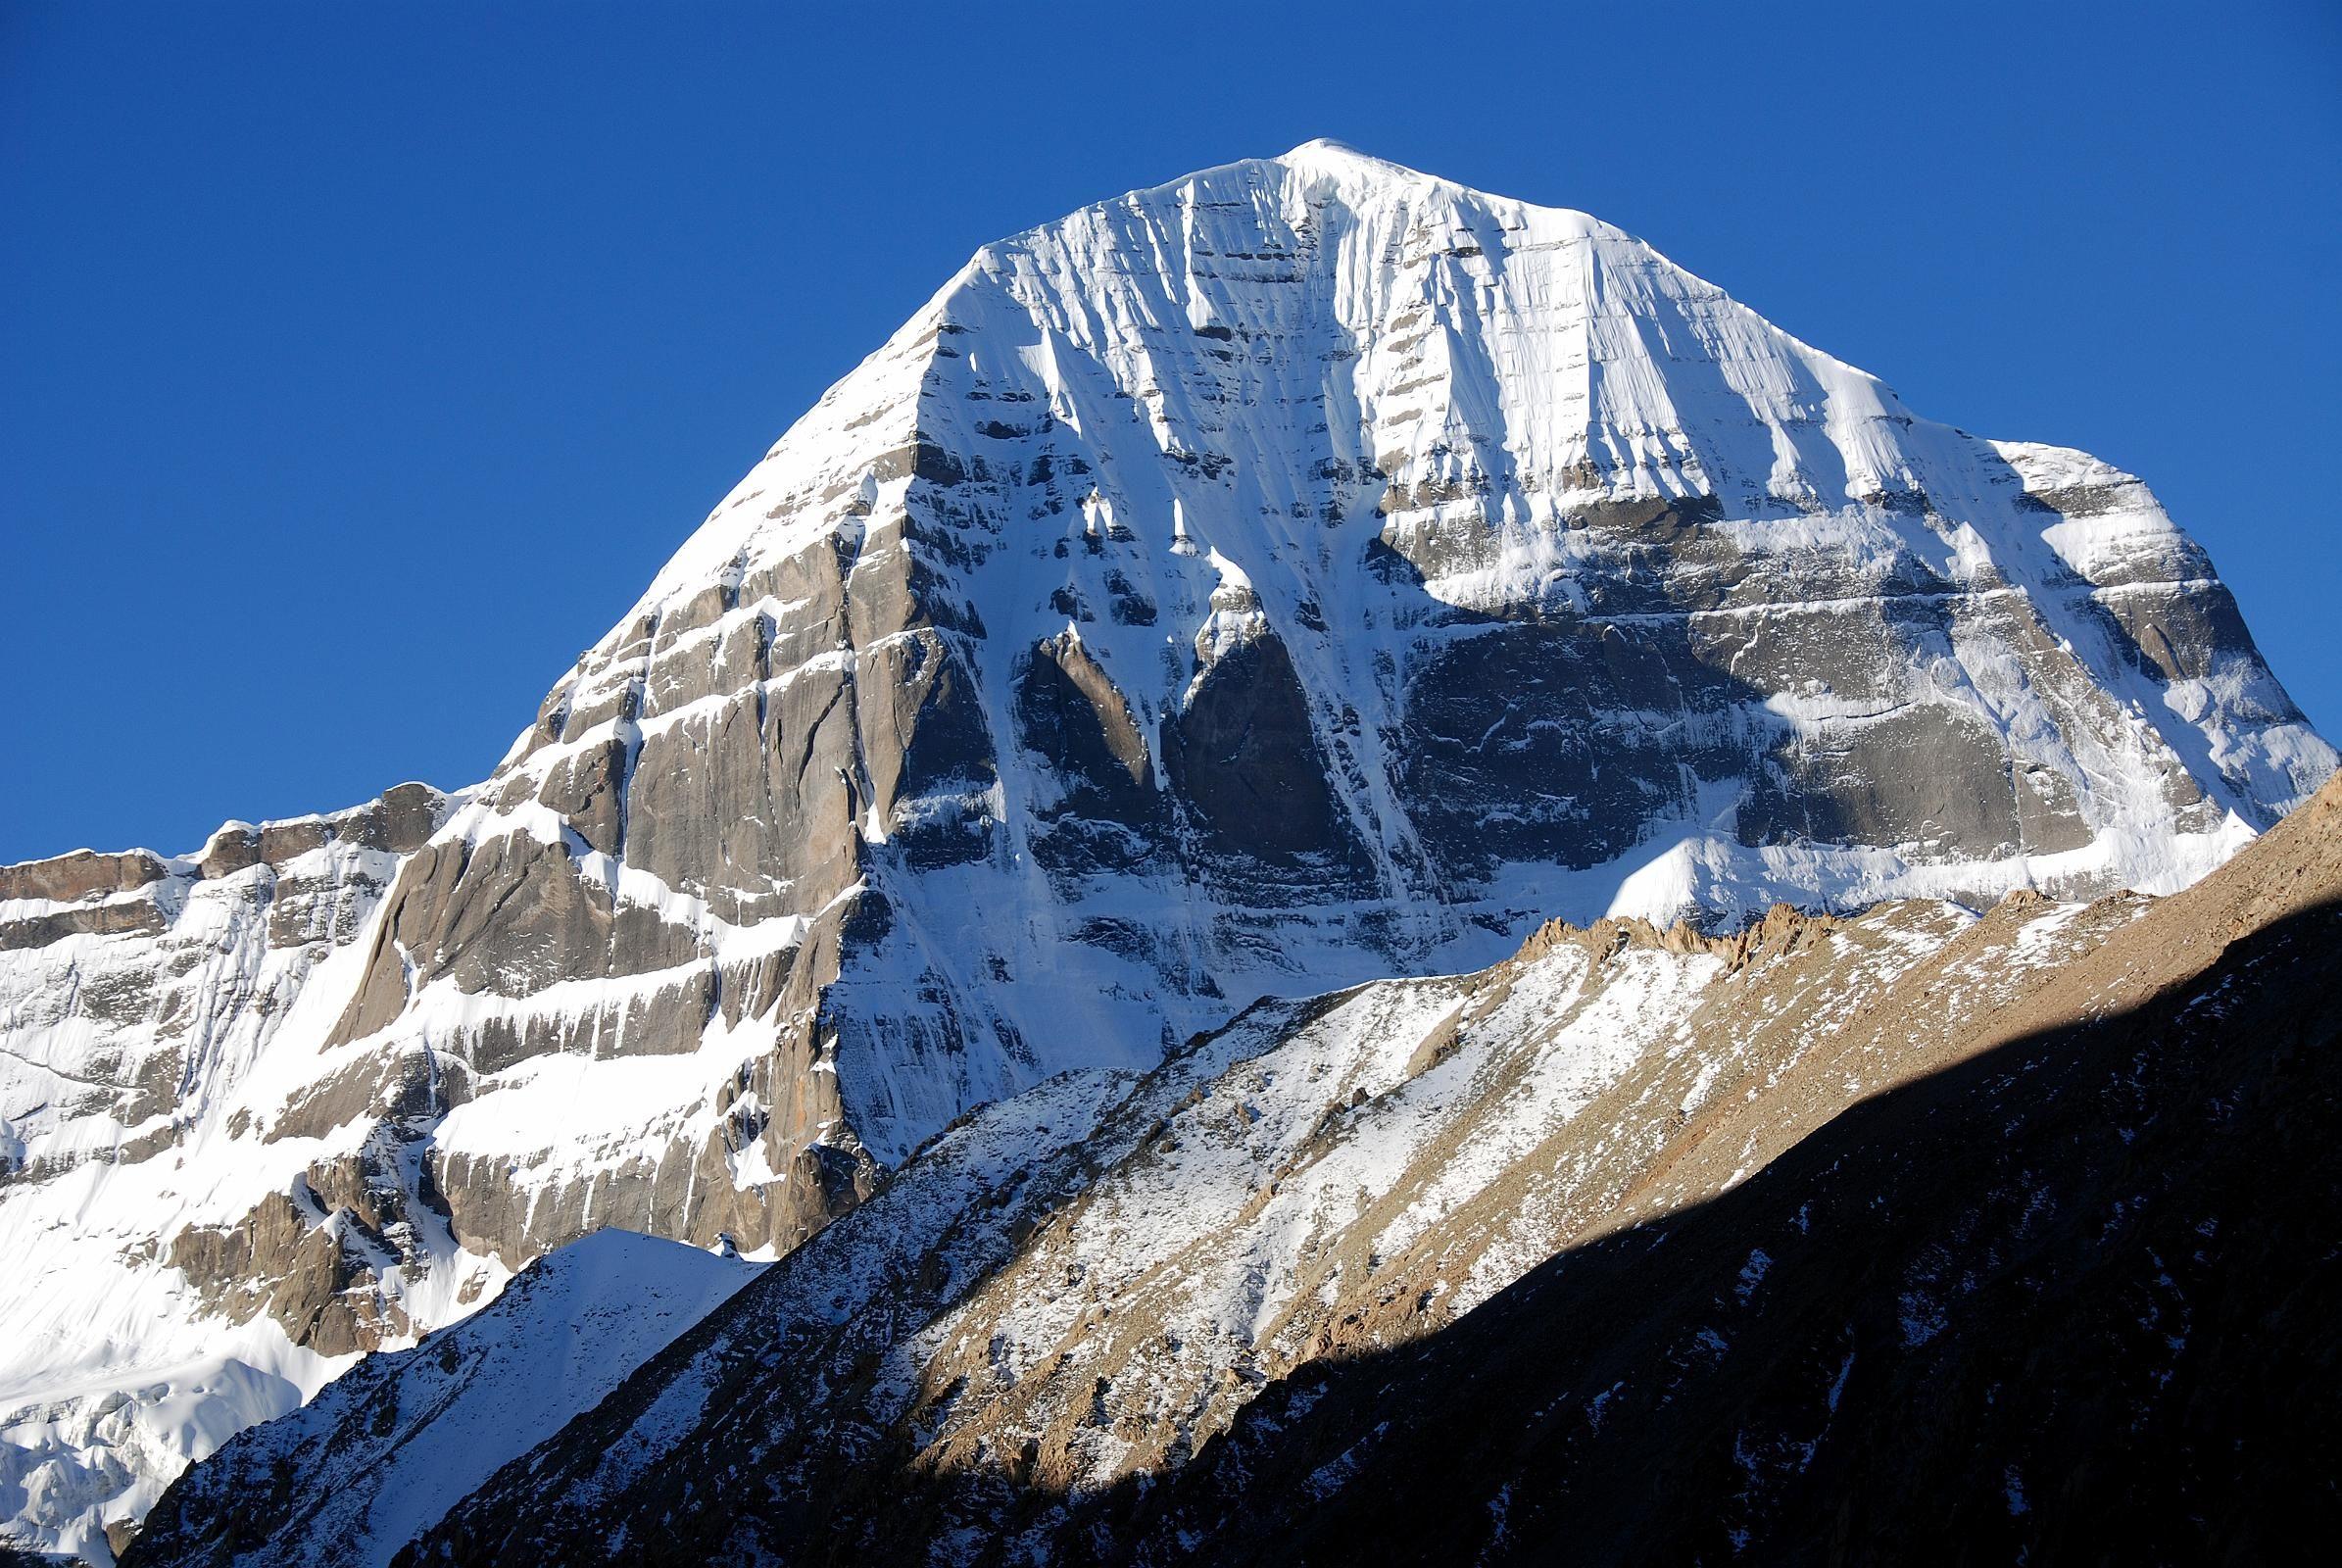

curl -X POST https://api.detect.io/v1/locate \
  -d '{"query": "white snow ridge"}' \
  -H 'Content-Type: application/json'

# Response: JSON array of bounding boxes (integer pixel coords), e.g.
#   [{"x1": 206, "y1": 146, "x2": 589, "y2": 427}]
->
[{"x1": 0, "y1": 143, "x2": 2329, "y2": 1563}]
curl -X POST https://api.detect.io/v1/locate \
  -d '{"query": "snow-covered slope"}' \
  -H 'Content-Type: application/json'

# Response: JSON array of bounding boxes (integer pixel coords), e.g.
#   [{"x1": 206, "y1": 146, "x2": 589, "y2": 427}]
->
[
  {"x1": 2, "y1": 142, "x2": 2329, "y2": 1561},
  {"x1": 113, "y1": 1229, "x2": 757, "y2": 1568},
  {"x1": 0, "y1": 790, "x2": 464, "y2": 1565}
]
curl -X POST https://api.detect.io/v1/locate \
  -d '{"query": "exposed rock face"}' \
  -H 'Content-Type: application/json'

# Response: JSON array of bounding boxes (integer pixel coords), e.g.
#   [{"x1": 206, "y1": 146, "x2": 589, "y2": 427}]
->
[
  {"x1": 1166, "y1": 629, "x2": 1357, "y2": 863},
  {"x1": 3, "y1": 142, "x2": 2332, "y2": 1561},
  {"x1": 0, "y1": 850, "x2": 167, "y2": 906}
]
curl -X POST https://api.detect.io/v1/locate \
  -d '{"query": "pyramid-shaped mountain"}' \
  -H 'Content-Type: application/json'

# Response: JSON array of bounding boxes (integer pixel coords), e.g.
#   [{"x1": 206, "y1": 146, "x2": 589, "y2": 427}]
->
[{"x1": 0, "y1": 143, "x2": 2328, "y2": 1562}]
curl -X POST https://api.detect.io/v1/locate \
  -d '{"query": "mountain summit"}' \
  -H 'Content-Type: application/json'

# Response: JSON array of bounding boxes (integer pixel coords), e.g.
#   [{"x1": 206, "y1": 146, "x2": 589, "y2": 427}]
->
[{"x1": 1, "y1": 145, "x2": 2329, "y2": 1562}]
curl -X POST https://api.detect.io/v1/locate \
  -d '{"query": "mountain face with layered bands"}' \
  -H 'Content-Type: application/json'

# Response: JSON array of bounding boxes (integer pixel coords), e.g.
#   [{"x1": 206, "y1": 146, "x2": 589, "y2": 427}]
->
[{"x1": 2, "y1": 142, "x2": 2329, "y2": 1562}]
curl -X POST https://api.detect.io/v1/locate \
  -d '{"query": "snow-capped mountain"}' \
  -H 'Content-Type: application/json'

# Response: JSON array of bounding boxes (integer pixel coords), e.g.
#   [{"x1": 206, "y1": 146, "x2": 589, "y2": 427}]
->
[{"x1": 2, "y1": 141, "x2": 2329, "y2": 1561}]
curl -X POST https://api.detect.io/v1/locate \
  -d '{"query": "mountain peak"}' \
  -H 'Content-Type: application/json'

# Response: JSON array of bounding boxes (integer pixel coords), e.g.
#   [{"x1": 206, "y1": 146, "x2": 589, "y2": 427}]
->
[
  {"x1": 1269, "y1": 135, "x2": 1420, "y2": 175},
  {"x1": 1278, "y1": 135, "x2": 1365, "y2": 159}
]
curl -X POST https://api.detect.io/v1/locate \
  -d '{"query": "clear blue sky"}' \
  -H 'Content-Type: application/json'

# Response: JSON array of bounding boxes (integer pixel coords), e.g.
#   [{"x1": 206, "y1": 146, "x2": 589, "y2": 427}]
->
[{"x1": 5, "y1": 0, "x2": 2338, "y2": 862}]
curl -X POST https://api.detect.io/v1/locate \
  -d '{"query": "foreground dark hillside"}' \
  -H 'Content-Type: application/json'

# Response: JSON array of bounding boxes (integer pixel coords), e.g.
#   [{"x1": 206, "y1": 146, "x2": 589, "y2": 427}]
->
[{"x1": 1070, "y1": 864, "x2": 2342, "y2": 1564}]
